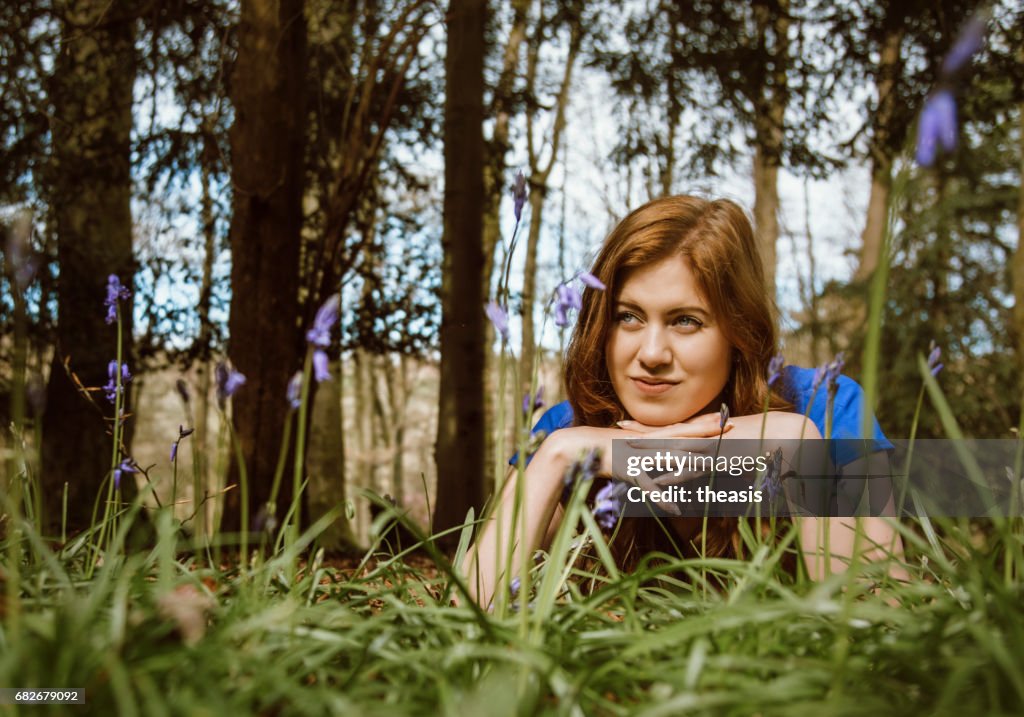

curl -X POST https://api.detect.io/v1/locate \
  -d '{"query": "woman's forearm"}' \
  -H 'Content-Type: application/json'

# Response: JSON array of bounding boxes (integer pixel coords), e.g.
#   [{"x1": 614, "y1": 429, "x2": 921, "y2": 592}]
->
[{"x1": 460, "y1": 438, "x2": 570, "y2": 607}]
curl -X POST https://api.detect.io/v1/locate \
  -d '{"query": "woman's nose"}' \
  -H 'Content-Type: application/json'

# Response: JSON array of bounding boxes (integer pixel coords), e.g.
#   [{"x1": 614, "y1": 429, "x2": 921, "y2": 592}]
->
[{"x1": 637, "y1": 326, "x2": 672, "y2": 368}]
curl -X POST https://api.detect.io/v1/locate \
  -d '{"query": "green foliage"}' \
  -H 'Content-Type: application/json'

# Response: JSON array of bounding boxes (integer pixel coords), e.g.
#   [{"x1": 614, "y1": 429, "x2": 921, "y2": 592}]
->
[
  {"x1": 841, "y1": 68, "x2": 1022, "y2": 439},
  {"x1": 3, "y1": 506, "x2": 1024, "y2": 715}
]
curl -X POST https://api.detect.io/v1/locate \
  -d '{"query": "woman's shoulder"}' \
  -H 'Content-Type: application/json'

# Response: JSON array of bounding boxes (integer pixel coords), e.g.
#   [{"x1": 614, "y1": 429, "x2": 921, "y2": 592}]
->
[{"x1": 732, "y1": 411, "x2": 822, "y2": 440}]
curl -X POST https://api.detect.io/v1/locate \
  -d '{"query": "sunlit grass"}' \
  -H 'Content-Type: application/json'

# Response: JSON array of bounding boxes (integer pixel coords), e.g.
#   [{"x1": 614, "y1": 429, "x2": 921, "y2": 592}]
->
[{"x1": 2, "y1": 488, "x2": 1023, "y2": 716}]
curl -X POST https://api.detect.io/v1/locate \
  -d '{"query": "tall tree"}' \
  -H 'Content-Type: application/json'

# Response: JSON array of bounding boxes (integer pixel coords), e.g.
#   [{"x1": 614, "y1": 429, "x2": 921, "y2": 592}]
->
[
  {"x1": 597, "y1": 0, "x2": 802, "y2": 294},
  {"x1": 853, "y1": 20, "x2": 904, "y2": 281},
  {"x1": 749, "y1": 0, "x2": 790, "y2": 293},
  {"x1": 40, "y1": 0, "x2": 137, "y2": 532},
  {"x1": 1016, "y1": 100, "x2": 1024, "y2": 377},
  {"x1": 433, "y1": 0, "x2": 486, "y2": 538},
  {"x1": 820, "y1": 0, "x2": 980, "y2": 281},
  {"x1": 301, "y1": 0, "x2": 438, "y2": 544},
  {"x1": 224, "y1": 0, "x2": 308, "y2": 532},
  {"x1": 518, "y1": 1, "x2": 583, "y2": 396}
]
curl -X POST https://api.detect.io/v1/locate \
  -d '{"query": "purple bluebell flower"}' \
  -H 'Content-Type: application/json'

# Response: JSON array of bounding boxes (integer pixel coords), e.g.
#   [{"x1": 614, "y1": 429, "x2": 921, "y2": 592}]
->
[
  {"x1": 522, "y1": 385, "x2": 545, "y2": 415},
  {"x1": 592, "y1": 481, "x2": 623, "y2": 531},
  {"x1": 170, "y1": 425, "x2": 194, "y2": 462},
  {"x1": 312, "y1": 349, "x2": 331, "y2": 383},
  {"x1": 562, "y1": 448, "x2": 603, "y2": 502},
  {"x1": 113, "y1": 458, "x2": 136, "y2": 490},
  {"x1": 554, "y1": 283, "x2": 582, "y2": 328},
  {"x1": 942, "y1": 13, "x2": 987, "y2": 77},
  {"x1": 286, "y1": 370, "x2": 303, "y2": 410},
  {"x1": 767, "y1": 355, "x2": 785, "y2": 386},
  {"x1": 916, "y1": 90, "x2": 957, "y2": 167},
  {"x1": 812, "y1": 364, "x2": 827, "y2": 392},
  {"x1": 509, "y1": 576, "x2": 521, "y2": 599},
  {"x1": 578, "y1": 272, "x2": 606, "y2": 291},
  {"x1": 104, "y1": 274, "x2": 131, "y2": 325},
  {"x1": 215, "y1": 361, "x2": 246, "y2": 409},
  {"x1": 915, "y1": 13, "x2": 988, "y2": 168},
  {"x1": 762, "y1": 447, "x2": 784, "y2": 503},
  {"x1": 485, "y1": 301, "x2": 510, "y2": 342},
  {"x1": 927, "y1": 341, "x2": 943, "y2": 376},
  {"x1": 512, "y1": 170, "x2": 527, "y2": 223},
  {"x1": 306, "y1": 293, "x2": 341, "y2": 349},
  {"x1": 825, "y1": 352, "x2": 845, "y2": 398},
  {"x1": 104, "y1": 360, "x2": 132, "y2": 403}
]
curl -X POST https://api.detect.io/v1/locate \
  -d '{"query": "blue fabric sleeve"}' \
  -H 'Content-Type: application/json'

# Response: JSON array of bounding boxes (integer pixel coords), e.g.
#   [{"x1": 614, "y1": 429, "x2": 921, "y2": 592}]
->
[
  {"x1": 508, "y1": 401, "x2": 574, "y2": 466},
  {"x1": 783, "y1": 366, "x2": 892, "y2": 465}
]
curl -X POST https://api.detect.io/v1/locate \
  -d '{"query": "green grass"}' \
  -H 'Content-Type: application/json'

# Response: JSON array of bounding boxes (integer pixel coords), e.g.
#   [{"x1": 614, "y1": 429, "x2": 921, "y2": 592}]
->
[{"x1": 2, "y1": 499, "x2": 1023, "y2": 716}]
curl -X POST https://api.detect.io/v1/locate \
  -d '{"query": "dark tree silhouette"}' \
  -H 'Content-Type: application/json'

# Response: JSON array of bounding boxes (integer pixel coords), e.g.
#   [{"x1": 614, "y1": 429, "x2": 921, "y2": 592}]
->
[
  {"x1": 224, "y1": 0, "x2": 308, "y2": 532},
  {"x1": 433, "y1": 0, "x2": 487, "y2": 539},
  {"x1": 40, "y1": 0, "x2": 137, "y2": 533}
]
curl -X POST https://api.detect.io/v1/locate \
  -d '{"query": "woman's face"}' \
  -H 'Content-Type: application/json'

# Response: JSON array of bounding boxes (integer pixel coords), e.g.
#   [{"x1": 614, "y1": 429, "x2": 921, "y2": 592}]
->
[{"x1": 605, "y1": 255, "x2": 732, "y2": 426}]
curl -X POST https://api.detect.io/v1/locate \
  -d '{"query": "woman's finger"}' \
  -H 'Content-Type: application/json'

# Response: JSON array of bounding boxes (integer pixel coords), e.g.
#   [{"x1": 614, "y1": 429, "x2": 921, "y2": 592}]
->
[
  {"x1": 622, "y1": 436, "x2": 718, "y2": 452},
  {"x1": 619, "y1": 412, "x2": 724, "y2": 435},
  {"x1": 622, "y1": 420, "x2": 732, "y2": 440}
]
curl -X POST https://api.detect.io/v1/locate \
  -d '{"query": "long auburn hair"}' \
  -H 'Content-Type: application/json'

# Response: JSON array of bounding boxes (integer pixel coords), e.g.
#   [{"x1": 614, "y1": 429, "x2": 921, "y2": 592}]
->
[{"x1": 564, "y1": 195, "x2": 791, "y2": 567}]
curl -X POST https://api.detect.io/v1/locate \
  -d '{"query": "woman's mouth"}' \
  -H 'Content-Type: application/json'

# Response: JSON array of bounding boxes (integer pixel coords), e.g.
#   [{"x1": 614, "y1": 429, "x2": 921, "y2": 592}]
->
[{"x1": 630, "y1": 378, "x2": 678, "y2": 396}]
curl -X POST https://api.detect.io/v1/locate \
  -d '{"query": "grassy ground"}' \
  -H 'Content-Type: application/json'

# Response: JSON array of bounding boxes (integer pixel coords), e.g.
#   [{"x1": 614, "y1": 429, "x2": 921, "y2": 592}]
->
[{"x1": 2, "y1": 498, "x2": 1022, "y2": 716}]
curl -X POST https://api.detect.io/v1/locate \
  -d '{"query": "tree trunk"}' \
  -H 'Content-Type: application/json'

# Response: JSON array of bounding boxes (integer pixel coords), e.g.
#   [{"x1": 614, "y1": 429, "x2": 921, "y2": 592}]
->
[
  {"x1": 433, "y1": 0, "x2": 486, "y2": 539},
  {"x1": 518, "y1": 188, "x2": 545, "y2": 398},
  {"x1": 752, "y1": 147, "x2": 780, "y2": 294},
  {"x1": 481, "y1": 0, "x2": 529, "y2": 500},
  {"x1": 353, "y1": 348, "x2": 373, "y2": 537},
  {"x1": 225, "y1": 0, "x2": 308, "y2": 533},
  {"x1": 855, "y1": 26, "x2": 903, "y2": 282},
  {"x1": 1014, "y1": 104, "x2": 1024, "y2": 380},
  {"x1": 661, "y1": 6, "x2": 680, "y2": 197},
  {"x1": 481, "y1": 0, "x2": 529, "y2": 288},
  {"x1": 41, "y1": 0, "x2": 136, "y2": 534},
  {"x1": 750, "y1": 0, "x2": 789, "y2": 297},
  {"x1": 518, "y1": 19, "x2": 581, "y2": 396},
  {"x1": 193, "y1": 134, "x2": 218, "y2": 536}
]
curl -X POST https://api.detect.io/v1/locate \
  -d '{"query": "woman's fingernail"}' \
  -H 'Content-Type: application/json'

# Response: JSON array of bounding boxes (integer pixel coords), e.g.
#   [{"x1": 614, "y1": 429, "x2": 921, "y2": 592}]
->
[{"x1": 617, "y1": 420, "x2": 632, "y2": 427}]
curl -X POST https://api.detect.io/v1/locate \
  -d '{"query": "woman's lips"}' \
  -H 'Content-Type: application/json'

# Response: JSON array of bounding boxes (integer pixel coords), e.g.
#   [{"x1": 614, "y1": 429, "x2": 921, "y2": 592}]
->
[{"x1": 630, "y1": 378, "x2": 678, "y2": 396}]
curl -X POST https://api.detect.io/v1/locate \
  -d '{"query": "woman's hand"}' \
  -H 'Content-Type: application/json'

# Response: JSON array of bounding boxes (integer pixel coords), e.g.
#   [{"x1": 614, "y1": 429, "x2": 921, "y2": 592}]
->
[{"x1": 617, "y1": 410, "x2": 732, "y2": 438}]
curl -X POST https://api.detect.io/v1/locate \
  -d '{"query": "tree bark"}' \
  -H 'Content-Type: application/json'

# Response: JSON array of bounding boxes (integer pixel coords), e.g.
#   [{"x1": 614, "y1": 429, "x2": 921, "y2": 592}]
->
[
  {"x1": 224, "y1": 0, "x2": 308, "y2": 532},
  {"x1": 433, "y1": 0, "x2": 486, "y2": 538},
  {"x1": 855, "y1": 26, "x2": 903, "y2": 282},
  {"x1": 481, "y1": 0, "x2": 530, "y2": 289},
  {"x1": 518, "y1": 17, "x2": 580, "y2": 396},
  {"x1": 191, "y1": 133, "x2": 219, "y2": 536},
  {"x1": 750, "y1": 0, "x2": 789, "y2": 297},
  {"x1": 1014, "y1": 104, "x2": 1024, "y2": 380},
  {"x1": 481, "y1": 0, "x2": 529, "y2": 499},
  {"x1": 41, "y1": 0, "x2": 136, "y2": 534}
]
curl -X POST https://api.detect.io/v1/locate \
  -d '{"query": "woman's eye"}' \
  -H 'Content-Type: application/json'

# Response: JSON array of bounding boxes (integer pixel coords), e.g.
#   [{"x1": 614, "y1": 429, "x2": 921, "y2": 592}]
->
[
  {"x1": 615, "y1": 311, "x2": 639, "y2": 325},
  {"x1": 674, "y1": 315, "x2": 702, "y2": 329}
]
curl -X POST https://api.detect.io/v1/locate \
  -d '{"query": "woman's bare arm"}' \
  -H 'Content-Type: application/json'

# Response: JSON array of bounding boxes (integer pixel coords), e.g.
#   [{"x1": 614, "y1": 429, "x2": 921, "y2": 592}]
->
[
  {"x1": 619, "y1": 411, "x2": 909, "y2": 583},
  {"x1": 460, "y1": 410, "x2": 906, "y2": 607},
  {"x1": 460, "y1": 417, "x2": 729, "y2": 607}
]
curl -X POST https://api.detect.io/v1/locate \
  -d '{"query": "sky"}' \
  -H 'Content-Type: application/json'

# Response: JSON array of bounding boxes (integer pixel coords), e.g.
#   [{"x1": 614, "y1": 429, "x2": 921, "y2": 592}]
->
[{"x1": 493, "y1": 64, "x2": 876, "y2": 353}]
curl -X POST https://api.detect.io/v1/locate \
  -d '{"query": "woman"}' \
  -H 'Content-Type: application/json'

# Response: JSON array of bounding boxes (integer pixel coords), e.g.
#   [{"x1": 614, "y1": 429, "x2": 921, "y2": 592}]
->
[{"x1": 462, "y1": 195, "x2": 903, "y2": 607}]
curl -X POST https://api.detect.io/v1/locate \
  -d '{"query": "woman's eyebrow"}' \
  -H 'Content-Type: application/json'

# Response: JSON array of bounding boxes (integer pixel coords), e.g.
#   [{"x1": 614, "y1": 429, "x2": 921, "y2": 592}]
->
[{"x1": 616, "y1": 299, "x2": 710, "y2": 316}]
